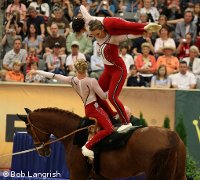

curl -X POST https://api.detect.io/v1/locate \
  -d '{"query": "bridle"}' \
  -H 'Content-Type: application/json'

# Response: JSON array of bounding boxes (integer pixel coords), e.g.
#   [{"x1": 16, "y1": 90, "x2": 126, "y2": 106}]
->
[{"x1": 26, "y1": 114, "x2": 50, "y2": 150}]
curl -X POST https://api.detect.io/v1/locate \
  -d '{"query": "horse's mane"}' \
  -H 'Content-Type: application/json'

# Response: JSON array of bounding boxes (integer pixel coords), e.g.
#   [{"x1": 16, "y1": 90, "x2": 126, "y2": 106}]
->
[{"x1": 33, "y1": 107, "x2": 82, "y2": 120}]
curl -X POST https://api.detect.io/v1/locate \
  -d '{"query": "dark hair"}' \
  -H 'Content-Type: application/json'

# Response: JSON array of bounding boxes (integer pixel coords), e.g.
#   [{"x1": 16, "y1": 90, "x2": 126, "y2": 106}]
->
[
  {"x1": 72, "y1": 18, "x2": 85, "y2": 33},
  {"x1": 156, "y1": 65, "x2": 167, "y2": 80},
  {"x1": 88, "y1": 19, "x2": 104, "y2": 31},
  {"x1": 27, "y1": 23, "x2": 38, "y2": 39},
  {"x1": 160, "y1": 25, "x2": 170, "y2": 34},
  {"x1": 180, "y1": 61, "x2": 187, "y2": 65},
  {"x1": 129, "y1": 64, "x2": 137, "y2": 71}
]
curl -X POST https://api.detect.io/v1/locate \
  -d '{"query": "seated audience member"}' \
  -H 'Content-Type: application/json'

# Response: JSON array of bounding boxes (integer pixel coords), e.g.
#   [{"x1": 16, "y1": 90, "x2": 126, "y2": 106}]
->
[
  {"x1": 1, "y1": 25, "x2": 20, "y2": 54},
  {"x1": 139, "y1": 0, "x2": 160, "y2": 22},
  {"x1": 137, "y1": 13, "x2": 148, "y2": 23},
  {"x1": 119, "y1": 45, "x2": 134, "y2": 74},
  {"x1": 90, "y1": 53, "x2": 104, "y2": 80},
  {"x1": 26, "y1": 47, "x2": 39, "y2": 73},
  {"x1": 176, "y1": 33, "x2": 193, "y2": 61},
  {"x1": 135, "y1": 42, "x2": 156, "y2": 86},
  {"x1": 23, "y1": 6, "x2": 45, "y2": 38},
  {"x1": 29, "y1": 0, "x2": 50, "y2": 19},
  {"x1": 5, "y1": 10, "x2": 23, "y2": 37},
  {"x1": 6, "y1": 0, "x2": 27, "y2": 22},
  {"x1": 156, "y1": 44, "x2": 179, "y2": 75},
  {"x1": 125, "y1": 0, "x2": 140, "y2": 13},
  {"x1": 62, "y1": 0, "x2": 74, "y2": 22},
  {"x1": 65, "y1": 41, "x2": 86, "y2": 76},
  {"x1": 5, "y1": 60, "x2": 24, "y2": 82},
  {"x1": 67, "y1": 18, "x2": 92, "y2": 62},
  {"x1": 182, "y1": 46, "x2": 200, "y2": 88},
  {"x1": 43, "y1": 23, "x2": 66, "y2": 59},
  {"x1": 166, "y1": 0, "x2": 182, "y2": 20},
  {"x1": 23, "y1": 23, "x2": 43, "y2": 56},
  {"x1": 151, "y1": 64, "x2": 171, "y2": 88},
  {"x1": 46, "y1": 42, "x2": 65, "y2": 75},
  {"x1": 25, "y1": 62, "x2": 46, "y2": 83},
  {"x1": 46, "y1": 7, "x2": 70, "y2": 37},
  {"x1": 0, "y1": 70, "x2": 7, "y2": 81},
  {"x1": 94, "y1": 0, "x2": 115, "y2": 17},
  {"x1": 154, "y1": 25, "x2": 176, "y2": 57},
  {"x1": 126, "y1": 64, "x2": 146, "y2": 87},
  {"x1": 3, "y1": 37, "x2": 27, "y2": 71},
  {"x1": 132, "y1": 31, "x2": 155, "y2": 57},
  {"x1": 172, "y1": 61, "x2": 196, "y2": 89},
  {"x1": 175, "y1": 10, "x2": 197, "y2": 43}
]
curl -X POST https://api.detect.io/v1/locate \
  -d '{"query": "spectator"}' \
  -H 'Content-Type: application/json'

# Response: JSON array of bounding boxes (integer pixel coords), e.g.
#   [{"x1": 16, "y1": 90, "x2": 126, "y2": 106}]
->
[
  {"x1": 90, "y1": 53, "x2": 104, "y2": 80},
  {"x1": 166, "y1": 0, "x2": 182, "y2": 20},
  {"x1": 23, "y1": 6, "x2": 45, "y2": 38},
  {"x1": 94, "y1": 0, "x2": 115, "y2": 17},
  {"x1": 182, "y1": 45, "x2": 200, "y2": 88},
  {"x1": 5, "y1": 10, "x2": 23, "y2": 37},
  {"x1": 126, "y1": 64, "x2": 146, "y2": 87},
  {"x1": 3, "y1": 37, "x2": 27, "y2": 71},
  {"x1": 1, "y1": 25, "x2": 20, "y2": 54},
  {"x1": 65, "y1": 41, "x2": 86, "y2": 76},
  {"x1": 135, "y1": 42, "x2": 156, "y2": 86},
  {"x1": 62, "y1": 0, "x2": 74, "y2": 22},
  {"x1": 175, "y1": 10, "x2": 197, "y2": 43},
  {"x1": 176, "y1": 32, "x2": 193, "y2": 61},
  {"x1": 132, "y1": 31, "x2": 155, "y2": 56},
  {"x1": 46, "y1": 42, "x2": 65, "y2": 75},
  {"x1": 119, "y1": 45, "x2": 134, "y2": 73},
  {"x1": 171, "y1": 61, "x2": 196, "y2": 89},
  {"x1": 25, "y1": 47, "x2": 39, "y2": 73},
  {"x1": 23, "y1": 23, "x2": 43, "y2": 55},
  {"x1": 25, "y1": 61, "x2": 46, "y2": 83},
  {"x1": 138, "y1": 13, "x2": 148, "y2": 23},
  {"x1": 5, "y1": 60, "x2": 24, "y2": 82},
  {"x1": 43, "y1": 23, "x2": 66, "y2": 58},
  {"x1": 47, "y1": 7, "x2": 70, "y2": 37},
  {"x1": 154, "y1": 25, "x2": 176, "y2": 57},
  {"x1": 150, "y1": 64, "x2": 171, "y2": 88},
  {"x1": 0, "y1": 70, "x2": 7, "y2": 81},
  {"x1": 6, "y1": 0, "x2": 27, "y2": 22},
  {"x1": 29, "y1": 0, "x2": 50, "y2": 20},
  {"x1": 156, "y1": 44, "x2": 179, "y2": 75},
  {"x1": 139, "y1": 0, "x2": 160, "y2": 22},
  {"x1": 125, "y1": 0, "x2": 139, "y2": 12},
  {"x1": 67, "y1": 18, "x2": 93, "y2": 61}
]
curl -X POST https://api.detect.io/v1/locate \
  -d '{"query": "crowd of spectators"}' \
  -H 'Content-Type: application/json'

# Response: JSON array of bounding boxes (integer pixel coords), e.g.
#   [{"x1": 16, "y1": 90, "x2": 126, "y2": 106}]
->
[{"x1": 0, "y1": 0, "x2": 199, "y2": 90}]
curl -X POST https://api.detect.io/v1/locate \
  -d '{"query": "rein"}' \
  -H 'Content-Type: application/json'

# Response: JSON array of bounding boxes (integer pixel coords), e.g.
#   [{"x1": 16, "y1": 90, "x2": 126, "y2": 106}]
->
[{"x1": 0, "y1": 125, "x2": 89, "y2": 158}]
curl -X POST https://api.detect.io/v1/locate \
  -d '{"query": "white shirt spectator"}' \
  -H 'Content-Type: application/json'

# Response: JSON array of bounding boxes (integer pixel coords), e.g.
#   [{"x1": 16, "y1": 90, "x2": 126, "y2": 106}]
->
[
  {"x1": 29, "y1": 2, "x2": 50, "y2": 17},
  {"x1": 90, "y1": 55, "x2": 104, "y2": 71},
  {"x1": 154, "y1": 38, "x2": 176, "y2": 54},
  {"x1": 140, "y1": 7, "x2": 160, "y2": 22},
  {"x1": 66, "y1": 52, "x2": 86, "y2": 68},
  {"x1": 3, "y1": 49, "x2": 27, "y2": 69},
  {"x1": 182, "y1": 57, "x2": 200, "y2": 77},
  {"x1": 119, "y1": 53, "x2": 134, "y2": 73},
  {"x1": 172, "y1": 72, "x2": 196, "y2": 89}
]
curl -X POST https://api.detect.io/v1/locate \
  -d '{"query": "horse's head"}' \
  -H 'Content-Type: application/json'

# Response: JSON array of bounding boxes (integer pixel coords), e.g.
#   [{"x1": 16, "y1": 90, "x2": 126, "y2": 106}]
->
[{"x1": 17, "y1": 108, "x2": 51, "y2": 157}]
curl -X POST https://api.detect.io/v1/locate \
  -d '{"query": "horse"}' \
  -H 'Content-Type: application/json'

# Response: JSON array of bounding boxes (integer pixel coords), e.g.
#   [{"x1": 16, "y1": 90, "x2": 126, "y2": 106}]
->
[{"x1": 17, "y1": 107, "x2": 187, "y2": 180}]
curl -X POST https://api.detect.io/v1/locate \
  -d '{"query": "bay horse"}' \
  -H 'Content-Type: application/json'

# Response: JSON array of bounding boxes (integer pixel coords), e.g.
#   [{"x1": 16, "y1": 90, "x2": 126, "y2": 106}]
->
[{"x1": 18, "y1": 107, "x2": 186, "y2": 180}]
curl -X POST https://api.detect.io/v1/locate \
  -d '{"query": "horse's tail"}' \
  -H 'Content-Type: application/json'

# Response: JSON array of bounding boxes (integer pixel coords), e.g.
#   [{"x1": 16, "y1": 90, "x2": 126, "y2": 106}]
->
[{"x1": 147, "y1": 131, "x2": 179, "y2": 180}]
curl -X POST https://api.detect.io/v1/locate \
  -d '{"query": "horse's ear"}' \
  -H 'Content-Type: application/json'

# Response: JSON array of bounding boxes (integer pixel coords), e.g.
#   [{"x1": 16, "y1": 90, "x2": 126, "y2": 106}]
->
[
  {"x1": 17, "y1": 114, "x2": 28, "y2": 124},
  {"x1": 24, "y1": 108, "x2": 32, "y2": 114}
]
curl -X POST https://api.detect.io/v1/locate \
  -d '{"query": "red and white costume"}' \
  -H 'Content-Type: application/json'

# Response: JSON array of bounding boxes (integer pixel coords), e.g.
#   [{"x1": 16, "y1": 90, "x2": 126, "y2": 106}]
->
[
  {"x1": 36, "y1": 70, "x2": 114, "y2": 150},
  {"x1": 80, "y1": 5, "x2": 145, "y2": 124}
]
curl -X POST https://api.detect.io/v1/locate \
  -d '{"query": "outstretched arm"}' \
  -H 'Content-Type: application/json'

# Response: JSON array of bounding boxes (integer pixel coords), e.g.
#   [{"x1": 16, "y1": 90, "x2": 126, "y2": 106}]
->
[{"x1": 29, "y1": 70, "x2": 73, "y2": 84}]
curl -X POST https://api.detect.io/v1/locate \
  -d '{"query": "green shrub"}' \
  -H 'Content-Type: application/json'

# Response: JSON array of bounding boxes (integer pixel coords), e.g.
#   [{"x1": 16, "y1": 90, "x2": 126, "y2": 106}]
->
[
  {"x1": 139, "y1": 112, "x2": 148, "y2": 127},
  {"x1": 163, "y1": 116, "x2": 170, "y2": 129}
]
